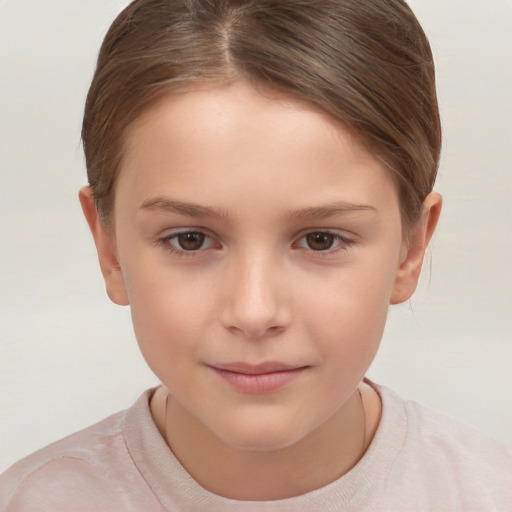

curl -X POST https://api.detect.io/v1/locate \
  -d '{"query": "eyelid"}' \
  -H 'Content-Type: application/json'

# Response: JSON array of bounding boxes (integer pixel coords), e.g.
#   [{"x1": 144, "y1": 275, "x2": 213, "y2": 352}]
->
[
  {"x1": 155, "y1": 227, "x2": 356, "y2": 256},
  {"x1": 293, "y1": 229, "x2": 356, "y2": 253},
  {"x1": 156, "y1": 227, "x2": 220, "y2": 255}
]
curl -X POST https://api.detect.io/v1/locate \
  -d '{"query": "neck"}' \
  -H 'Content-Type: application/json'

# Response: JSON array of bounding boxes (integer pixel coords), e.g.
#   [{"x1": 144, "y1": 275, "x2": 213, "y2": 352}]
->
[{"x1": 152, "y1": 385, "x2": 375, "y2": 501}]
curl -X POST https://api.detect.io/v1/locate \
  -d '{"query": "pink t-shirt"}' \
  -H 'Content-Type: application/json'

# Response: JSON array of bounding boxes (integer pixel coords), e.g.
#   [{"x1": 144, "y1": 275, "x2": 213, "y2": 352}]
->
[{"x1": 1, "y1": 383, "x2": 511, "y2": 511}]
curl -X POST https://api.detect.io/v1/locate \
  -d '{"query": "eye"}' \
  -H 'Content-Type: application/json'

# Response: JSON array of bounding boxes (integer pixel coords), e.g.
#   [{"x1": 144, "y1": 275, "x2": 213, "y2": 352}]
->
[
  {"x1": 159, "y1": 230, "x2": 216, "y2": 253},
  {"x1": 295, "y1": 231, "x2": 352, "y2": 252}
]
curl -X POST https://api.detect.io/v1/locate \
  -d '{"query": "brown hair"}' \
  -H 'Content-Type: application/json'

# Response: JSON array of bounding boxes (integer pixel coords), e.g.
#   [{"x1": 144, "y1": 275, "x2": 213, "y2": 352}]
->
[{"x1": 82, "y1": 0, "x2": 441, "y2": 232}]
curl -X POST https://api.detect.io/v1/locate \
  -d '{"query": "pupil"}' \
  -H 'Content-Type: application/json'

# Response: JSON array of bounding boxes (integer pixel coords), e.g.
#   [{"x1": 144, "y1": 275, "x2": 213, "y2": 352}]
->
[
  {"x1": 178, "y1": 232, "x2": 205, "y2": 250},
  {"x1": 307, "y1": 232, "x2": 334, "y2": 251}
]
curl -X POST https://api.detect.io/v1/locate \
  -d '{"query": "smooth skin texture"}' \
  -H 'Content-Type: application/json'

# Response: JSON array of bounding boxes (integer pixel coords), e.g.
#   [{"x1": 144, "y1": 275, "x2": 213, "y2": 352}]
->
[{"x1": 80, "y1": 81, "x2": 441, "y2": 501}]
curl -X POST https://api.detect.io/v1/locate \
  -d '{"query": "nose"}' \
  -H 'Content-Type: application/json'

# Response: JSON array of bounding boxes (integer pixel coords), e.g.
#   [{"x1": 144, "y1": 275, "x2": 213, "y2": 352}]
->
[{"x1": 220, "y1": 252, "x2": 291, "y2": 340}]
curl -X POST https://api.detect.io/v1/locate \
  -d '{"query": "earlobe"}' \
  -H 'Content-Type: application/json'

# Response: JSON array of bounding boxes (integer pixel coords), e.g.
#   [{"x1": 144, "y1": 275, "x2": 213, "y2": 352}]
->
[
  {"x1": 390, "y1": 192, "x2": 442, "y2": 304},
  {"x1": 79, "y1": 186, "x2": 129, "y2": 306}
]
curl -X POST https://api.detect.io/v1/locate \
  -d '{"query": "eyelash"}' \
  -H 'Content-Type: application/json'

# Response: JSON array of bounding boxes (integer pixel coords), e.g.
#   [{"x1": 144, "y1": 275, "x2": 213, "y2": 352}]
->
[
  {"x1": 156, "y1": 230, "x2": 218, "y2": 257},
  {"x1": 156, "y1": 230, "x2": 354, "y2": 256},
  {"x1": 293, "y1": 231, "x2": 354, "y2": 254}
]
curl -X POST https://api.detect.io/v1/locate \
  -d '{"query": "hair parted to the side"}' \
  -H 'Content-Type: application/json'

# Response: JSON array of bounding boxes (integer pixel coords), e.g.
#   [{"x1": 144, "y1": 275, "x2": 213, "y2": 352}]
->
[{"x1": 82, "y1": 0, "x2": 441, "y2": 233}]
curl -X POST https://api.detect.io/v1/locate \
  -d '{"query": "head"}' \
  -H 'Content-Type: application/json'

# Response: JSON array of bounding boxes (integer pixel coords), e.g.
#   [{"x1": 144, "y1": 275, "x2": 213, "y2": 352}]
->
[
  {"x1": 82, "y1": 0, "x2": 441, "y2": 235},
  {"x1": 79, "y1": 0, "x2": 442, "y2": 456}
]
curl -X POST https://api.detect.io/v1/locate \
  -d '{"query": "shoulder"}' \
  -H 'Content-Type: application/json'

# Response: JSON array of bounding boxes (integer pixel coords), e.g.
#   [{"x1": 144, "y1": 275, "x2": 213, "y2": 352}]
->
[
  {"x1": 402, "y1": 392, "x2": 511, "y2": 472},
  {"x1": 0, "y1": 390, "x2": 160, "y2": 511},
  {"x1": 0, "y1": 410, "x2": 125, "y2": 508},
  {"x1": 374, "y1": 383, "x2": 512, "y2": 511}
]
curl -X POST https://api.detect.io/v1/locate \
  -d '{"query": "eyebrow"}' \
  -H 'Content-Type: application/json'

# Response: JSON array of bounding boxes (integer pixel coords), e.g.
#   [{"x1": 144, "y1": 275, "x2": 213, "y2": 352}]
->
[
  {"x1": 140, "y1": 197, "x2": 376, "y2": 220},
  {"x1": 289, "y1": 201, "x2": 377, "y2": 220},
  {"x1": 140, "y1": 197, "x2": 228, "y2": 219}
]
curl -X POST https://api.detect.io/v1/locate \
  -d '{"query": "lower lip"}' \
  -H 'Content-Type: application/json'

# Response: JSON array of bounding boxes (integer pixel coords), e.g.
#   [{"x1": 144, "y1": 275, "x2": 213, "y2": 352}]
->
[{"x1": 211, "y1": 367, "x2": 307, "y2": 394}]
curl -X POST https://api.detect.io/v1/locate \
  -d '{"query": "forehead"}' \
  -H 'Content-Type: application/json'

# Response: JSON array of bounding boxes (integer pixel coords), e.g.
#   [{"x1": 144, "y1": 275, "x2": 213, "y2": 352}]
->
[
  {"x1": 123, "y1": 80, "x2": 348, "y2": 159},
  {"x1": 115, "y1": 81, "x2": 399, "y2": 221}
]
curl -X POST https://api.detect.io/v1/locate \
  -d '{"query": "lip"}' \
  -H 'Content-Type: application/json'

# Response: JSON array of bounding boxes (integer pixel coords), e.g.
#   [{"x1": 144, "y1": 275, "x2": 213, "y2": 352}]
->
[{"x1": 208, "y1": 362, "x2": 309, "y2": 394}]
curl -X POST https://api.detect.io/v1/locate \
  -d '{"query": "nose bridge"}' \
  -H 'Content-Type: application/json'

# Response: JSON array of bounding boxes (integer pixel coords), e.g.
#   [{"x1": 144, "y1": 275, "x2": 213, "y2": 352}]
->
[{"x1": 221, "y1": 247, "x2": 290, "y2": 339}]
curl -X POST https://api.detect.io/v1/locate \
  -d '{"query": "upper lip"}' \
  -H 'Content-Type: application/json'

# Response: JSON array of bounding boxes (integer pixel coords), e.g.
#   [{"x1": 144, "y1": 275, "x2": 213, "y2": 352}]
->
[{"x1": 209, "y1": 362, "x2": 307, "y2": 375}]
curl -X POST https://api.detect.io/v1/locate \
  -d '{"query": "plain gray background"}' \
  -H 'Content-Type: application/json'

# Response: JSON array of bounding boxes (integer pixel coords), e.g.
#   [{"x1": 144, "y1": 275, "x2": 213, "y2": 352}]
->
[{"x1": 1, "y1": 0, "x2": 511, "y2": 473}]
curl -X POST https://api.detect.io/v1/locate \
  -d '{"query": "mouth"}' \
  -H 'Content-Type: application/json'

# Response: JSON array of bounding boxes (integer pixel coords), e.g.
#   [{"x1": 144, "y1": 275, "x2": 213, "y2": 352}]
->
[{"x1": 207, "y1": 362, "x2": 309, "y2": 394}]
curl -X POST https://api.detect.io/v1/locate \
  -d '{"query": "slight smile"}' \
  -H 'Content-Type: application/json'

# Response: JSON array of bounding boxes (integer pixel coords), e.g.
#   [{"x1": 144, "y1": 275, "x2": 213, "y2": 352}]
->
[{"x1": 208, "y1": 363, "x2": 310, "y2": 394}]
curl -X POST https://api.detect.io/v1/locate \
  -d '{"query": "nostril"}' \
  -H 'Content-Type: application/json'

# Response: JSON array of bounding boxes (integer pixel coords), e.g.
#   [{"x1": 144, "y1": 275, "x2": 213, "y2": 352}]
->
[{"x1": 226, "y1": 322, "x2": 285, "y2": 340}]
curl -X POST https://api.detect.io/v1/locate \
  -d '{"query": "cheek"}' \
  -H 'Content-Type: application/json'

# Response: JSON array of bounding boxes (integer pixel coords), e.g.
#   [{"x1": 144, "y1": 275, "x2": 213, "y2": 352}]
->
[
  {"x1": 123, "y1": 265, "x2": 212, "y2": 369},
  {"x1": 299, "y1": 258, "x2": 397, "y2": 363},
  {"x1": 311, "y1": 299, "x2": 388, "y2": 370}
]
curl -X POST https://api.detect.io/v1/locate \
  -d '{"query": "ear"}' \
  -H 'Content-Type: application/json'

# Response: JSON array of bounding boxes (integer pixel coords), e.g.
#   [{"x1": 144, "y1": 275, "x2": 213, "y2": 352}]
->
[
  {"x1": 79, "y1": 186, "x2": 129, "y2": 306},
  {"x1": 390, "y1": 192, "x2": 442, "y2": 304}
]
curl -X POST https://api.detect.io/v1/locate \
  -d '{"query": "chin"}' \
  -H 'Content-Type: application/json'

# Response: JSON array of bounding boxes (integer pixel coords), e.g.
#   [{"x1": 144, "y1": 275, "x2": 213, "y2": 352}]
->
[
  {"x1": 212, "y1": 416, "x2": 310, "y2": 453},
  {"x1": 223, "y1": 433, "x2": 301, "y2": 453}
]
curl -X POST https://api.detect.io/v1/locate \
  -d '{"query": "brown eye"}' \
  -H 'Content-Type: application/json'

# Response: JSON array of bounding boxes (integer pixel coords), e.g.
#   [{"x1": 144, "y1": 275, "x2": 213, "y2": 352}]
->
[
  {"x1": 160, "y1": 230, "x2": 216, "y2": 254},
  {"x1": 305, "y1": 232, "x2": 336, "y2": 251},
  {"x1": 176, "y1": 232, "x2": 206, "y2": 251}
]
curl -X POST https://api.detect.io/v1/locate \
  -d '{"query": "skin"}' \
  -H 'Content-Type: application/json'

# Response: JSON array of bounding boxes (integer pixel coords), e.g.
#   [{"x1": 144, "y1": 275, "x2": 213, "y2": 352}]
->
[{"x1": 80, "y1": 81, "x2": 441, "y2": 501}]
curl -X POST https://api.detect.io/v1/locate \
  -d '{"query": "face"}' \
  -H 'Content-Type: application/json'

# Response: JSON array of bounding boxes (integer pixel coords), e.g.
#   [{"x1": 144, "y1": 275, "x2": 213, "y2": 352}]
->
[{"x1": 92, "y1": 81, "x2": 421, "y2": 452}]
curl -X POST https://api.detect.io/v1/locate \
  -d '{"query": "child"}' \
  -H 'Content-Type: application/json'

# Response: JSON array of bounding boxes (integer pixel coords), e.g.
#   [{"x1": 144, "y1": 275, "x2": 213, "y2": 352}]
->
[{"x1": 1, "y1": 0, "x2": 510, "y2": 510}]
